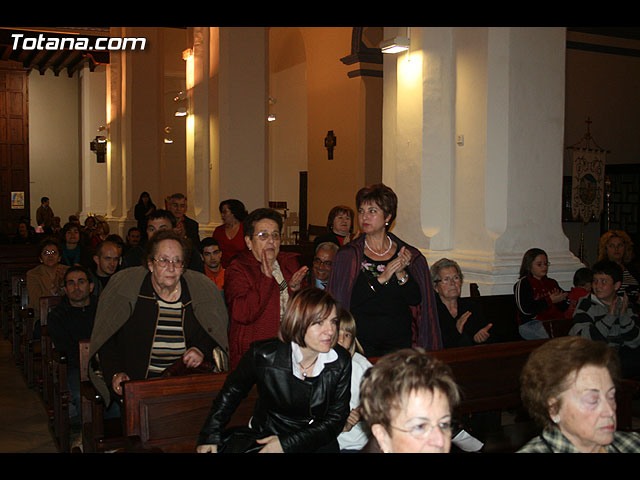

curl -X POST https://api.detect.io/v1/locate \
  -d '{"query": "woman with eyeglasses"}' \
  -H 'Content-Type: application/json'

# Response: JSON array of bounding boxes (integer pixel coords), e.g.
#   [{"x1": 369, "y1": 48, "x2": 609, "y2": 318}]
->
[
  {"x1": 88, "y1": 229, "x2": 229, "y2": 407},
  {"x1": 26, "y1": 237, "x2": 69, "y2": 320},
  {"x1": 514, "y1": 247, "x2": 569, "y2": 340},
  {"x1": 431, "y1": 258, "x2": 493, "y2": 348},
  {"x1": 359, "y1": 348, "x2": 461, "y2": 453},
  {"x1": 328, "y1": 184, "x2": 441, "y2": 357},
  {"x1": 224, "y1": 208, "x2": 309, "y2": 370}
]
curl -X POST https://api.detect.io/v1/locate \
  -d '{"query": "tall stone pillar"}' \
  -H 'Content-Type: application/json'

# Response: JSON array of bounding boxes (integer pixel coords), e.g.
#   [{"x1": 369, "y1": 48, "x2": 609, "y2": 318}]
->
[{"x1": 383, "y1": 27, "x2": 582, "y2": 295}]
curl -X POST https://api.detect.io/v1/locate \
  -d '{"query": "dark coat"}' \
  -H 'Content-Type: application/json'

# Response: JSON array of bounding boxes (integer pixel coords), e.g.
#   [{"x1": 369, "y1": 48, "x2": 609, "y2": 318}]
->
[{"x1": 197, "y1": 338, "x2": 352, "y2": 453}]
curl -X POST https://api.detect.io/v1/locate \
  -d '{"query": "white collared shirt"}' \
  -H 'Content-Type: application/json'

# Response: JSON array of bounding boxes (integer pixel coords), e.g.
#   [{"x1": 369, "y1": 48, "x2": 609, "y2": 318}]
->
[{"x1": 291, "y1": 342, "x2": 337, "y2": 380}]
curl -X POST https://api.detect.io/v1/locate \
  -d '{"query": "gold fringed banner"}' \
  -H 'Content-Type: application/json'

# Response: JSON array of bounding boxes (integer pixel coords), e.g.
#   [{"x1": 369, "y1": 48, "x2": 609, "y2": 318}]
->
[{"x1": 571, "y1": 148, "x2": 606, "y2": 222}]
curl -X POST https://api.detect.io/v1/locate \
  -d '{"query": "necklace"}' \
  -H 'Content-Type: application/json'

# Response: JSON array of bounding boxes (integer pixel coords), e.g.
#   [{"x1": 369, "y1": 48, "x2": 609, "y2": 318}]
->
[
  {"x1": 365, "y1": 234, "x2": 392, "y2": 257},
  {"x1": 299, "y1": 357, "x2": 318, "y2": 378}
]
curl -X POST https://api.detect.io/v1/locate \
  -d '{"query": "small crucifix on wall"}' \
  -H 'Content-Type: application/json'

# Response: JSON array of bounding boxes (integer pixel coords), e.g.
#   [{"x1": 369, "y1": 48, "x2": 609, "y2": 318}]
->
[{"x1": 324, "y1": 130, "x2": 336, "y2": 160}]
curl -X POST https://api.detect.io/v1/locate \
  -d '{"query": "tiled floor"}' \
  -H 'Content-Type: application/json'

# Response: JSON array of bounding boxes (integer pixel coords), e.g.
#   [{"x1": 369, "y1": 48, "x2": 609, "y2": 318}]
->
[{"x1": 0, "y1": 339, "x2": 59, "y2": 453}]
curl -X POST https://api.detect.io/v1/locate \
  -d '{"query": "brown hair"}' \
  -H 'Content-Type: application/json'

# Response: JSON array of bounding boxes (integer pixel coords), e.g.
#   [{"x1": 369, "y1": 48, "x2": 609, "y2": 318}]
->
[
  {"x1": 520, "y1": 336, "x2": 620, "y2": 430},
  {"x1": 355, "y1": 183, "x2": 398, "y2": 231},
  {"x1": 278, "y1": 287, "x2": 338, "y2": 347},
  {"x1": 326, "y1": 205, "x2": 355, "y2": 234},
  {"x1": 360, "y1": 348, "x2": 460, "y2": 432}
]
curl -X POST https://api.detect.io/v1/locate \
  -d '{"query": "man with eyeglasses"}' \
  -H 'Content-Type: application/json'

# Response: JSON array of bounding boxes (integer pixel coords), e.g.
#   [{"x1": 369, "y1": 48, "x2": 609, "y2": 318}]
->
[
  {"x1": 48, "y1": 266, "x2": 97, "y2": 430},
  {"x1": 309, "y1": 242, "x2": 338, "y2": 290}
]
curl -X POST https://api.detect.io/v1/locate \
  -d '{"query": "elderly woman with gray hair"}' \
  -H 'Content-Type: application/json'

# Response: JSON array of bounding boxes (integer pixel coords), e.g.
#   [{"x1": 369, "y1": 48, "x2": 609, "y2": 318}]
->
[{"x1": 431, "y1": 258, "x2": 493, "y2": 349}]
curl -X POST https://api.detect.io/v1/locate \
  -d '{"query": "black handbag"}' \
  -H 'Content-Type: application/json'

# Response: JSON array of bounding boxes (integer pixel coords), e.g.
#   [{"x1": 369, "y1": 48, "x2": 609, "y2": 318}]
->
[{"x1": 218, "y1": 426, "x2": 264, "y2": 453}]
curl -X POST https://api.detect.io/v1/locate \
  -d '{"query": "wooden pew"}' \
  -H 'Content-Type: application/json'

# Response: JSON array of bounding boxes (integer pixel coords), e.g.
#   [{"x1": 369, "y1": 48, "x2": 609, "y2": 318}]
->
[
  {"x1": 77, "y1": 339, "x2": 124, "y2": 453},
  {"x1": 0, "y1": 245, "x2": 40, "y2": 339},
  {"x1": 370, "y1": 339, "x2": 639, "y2": 452},
  {"x1": 39, "y1": 296, "x2": 62, "y2": 419},
  {"x1": 120, "y1": 372, "x2": 258, "y2": 453}
]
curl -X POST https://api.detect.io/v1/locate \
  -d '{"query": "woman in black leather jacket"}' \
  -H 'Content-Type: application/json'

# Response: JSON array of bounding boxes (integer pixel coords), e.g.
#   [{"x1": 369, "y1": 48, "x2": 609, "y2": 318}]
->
[{"x1": 197, "y1": 288, "x2": 352, "y2": 453}]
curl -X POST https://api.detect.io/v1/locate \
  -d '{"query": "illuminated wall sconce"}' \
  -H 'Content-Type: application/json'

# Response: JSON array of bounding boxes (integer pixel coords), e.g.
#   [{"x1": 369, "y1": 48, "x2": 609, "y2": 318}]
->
[
  {"x1": 267, "y1": 114, "x2": 276, "y2": 122},
  {"x1": 90, "y1": 125, "x2": 108, "y2": 163},
  {"x1": 164, "y1": 126, "x2": 174, "y2": 144},
  {"x1": 175, "y1": 106, "x2": 188, "y2": 117},
  {"x1": 380, "y1": 27, "x2": 411, "y2": 54}
]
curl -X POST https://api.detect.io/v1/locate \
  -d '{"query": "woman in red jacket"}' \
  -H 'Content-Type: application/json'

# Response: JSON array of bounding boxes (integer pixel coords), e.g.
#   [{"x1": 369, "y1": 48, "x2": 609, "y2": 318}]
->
[{"x1": 224, "y1": 208, "x2": 308, "y2": 370}]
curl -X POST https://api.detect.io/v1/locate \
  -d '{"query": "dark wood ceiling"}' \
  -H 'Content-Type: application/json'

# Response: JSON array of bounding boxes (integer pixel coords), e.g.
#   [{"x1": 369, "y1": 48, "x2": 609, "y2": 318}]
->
[{"x1": 0, "y1": 27, "x2": 110, "y2": 77}]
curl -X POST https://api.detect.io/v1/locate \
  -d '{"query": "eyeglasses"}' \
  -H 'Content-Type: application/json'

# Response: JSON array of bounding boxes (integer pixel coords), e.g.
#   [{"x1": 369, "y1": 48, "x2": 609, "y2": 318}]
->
[
  {"x1": 389, "y1": 419, "x2": 454, "y2": 439},
  {"x1": 254, "y1": 231, "x2": 281, "y2": 242},
  {"x1": 153, "y1": 257, "x2": 185, "y2": 269},
  {"x1": 313, "y1": 257, "x2": 333, "y2": 268},
  {"x1": 43, "y1": 249, "x2": 58, "y2": 256},
  {"x1": 437, "y1": 276, "x2": 461, "y2": 285}
]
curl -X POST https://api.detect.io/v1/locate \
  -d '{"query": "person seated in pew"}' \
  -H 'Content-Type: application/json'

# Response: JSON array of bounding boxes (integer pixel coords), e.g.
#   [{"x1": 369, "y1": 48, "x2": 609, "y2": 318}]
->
[
  {"x1": 224, "y1": 208, "x2": 308, "y2": 370},
  {"x1": 314, "y1": 204, "x2": 356, "y2": 249},
  {"x1": 308, "y1": 241, "x2": 338, "y2": 290},
  {"x1": 518, "y1": 336, "x2": 640, "y2": 453},
  {"x1": 196, "y1": 287, "x2": 352, "y2": 453},
  {"x1": 335, "y1": 309, "x2": 372, "y2": 452},
  {"x1": 514, "y1": 248, "x2": 569, "y2": 340},
  {"x1": 11, "y1": 220, "x2": 37, "y2": 245},
  {"x1": 27, "y1": 237, "x2": 69, "y2": 323},
  {"x1": 200, "y1": 237, "x2": 225, "y2": 291},
  {"x1": 358, "y1": 348, "x2": 461, "y2": 453},
  {"x1": 565, "y1": 267, "x2": 593, "y2": 319},
  {"x1": 568, "y1": 260, "x2": 640, "y2": 378},
  {"x1": 431, "y1": 258, "x2": 493, "y2": 348},
  {"x1": 47, "y1": 265, "x2": 97, "y2": 427},
  {"x1": 88, "y1": 229, "x2": 229, "y2": 411},
  {"x1": 211, "y1": 199, "x2": 249, "y2": 268},
  {"x1": 60, "y1": 222, "x2": 92, "y2": 268},
  {"x1": 598, "y1": 230, "x2": 640, "y2": 310}
]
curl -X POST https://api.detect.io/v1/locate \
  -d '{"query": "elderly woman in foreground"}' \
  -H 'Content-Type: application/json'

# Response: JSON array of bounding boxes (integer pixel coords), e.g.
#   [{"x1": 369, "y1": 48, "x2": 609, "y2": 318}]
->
[
  {"x1": 431, "y1": 258, "x2": 493, "y2": 348},
  {"x1": 88, "y1": 229, "x2": 229, "y2": 407},
  {"x1": 518, "y1": 336, "x2": 640, "y2": 453},
  {"x1": 197, "y1": 287, "x2": 352, "y2": 453},
  {"x1": 359, "y1": 348, "x2": 461, "y2": 453}
]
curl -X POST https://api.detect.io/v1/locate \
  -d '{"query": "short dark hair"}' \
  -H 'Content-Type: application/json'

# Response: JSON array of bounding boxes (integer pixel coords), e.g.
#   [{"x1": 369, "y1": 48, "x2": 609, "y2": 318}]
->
[
  {"x1": 200, "y1": 237, "x2": 220, "y2": 253},
  {"x1": 219, "y1": 199, "x2": 248, "y2": 222},
  {"x1": 147, "y1": 209, "x2": 177, "y2": 228},
  {"x1": 519, "y1": 248, "x2": 547, "y2": 278},
  {"x1": 573, "y1": 267, "x2": 593, "y2": 288},
  {"x1": 127, "y1": 226, "x2": 141, "y2": 236},
  {"x1": 326, "y1": 205, "x2": 355, "y2": 234},
  {"x1": 62, "y1": 222, "x2": 80, "y2": 236},
  {"x1": 355, "y1": 184, "x2": 398, "y2": 231},
  {"x1": 41, "y1": 196, "x2": 49, "y2": 204},
  {"x1": 591, "y1": 259, "x2": 623, "y2": 284},
  {"x1": 63, "y1": 265, "x2": 93, "y2": 284},
  {"x1": 243, "y1": 208, "x2": 283, "y2": 238}
]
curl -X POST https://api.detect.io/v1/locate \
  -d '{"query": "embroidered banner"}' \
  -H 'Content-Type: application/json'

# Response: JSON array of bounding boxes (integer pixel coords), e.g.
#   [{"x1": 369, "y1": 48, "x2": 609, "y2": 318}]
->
[{"x1": 571, "y1": 148, "x2": 606, "y2": 222}]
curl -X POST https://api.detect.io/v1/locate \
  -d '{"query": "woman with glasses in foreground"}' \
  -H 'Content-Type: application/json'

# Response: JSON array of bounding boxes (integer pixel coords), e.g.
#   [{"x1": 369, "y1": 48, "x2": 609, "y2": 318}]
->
[
  {"x1": 359, "y1": 348, "x2": 461, "y2": 453},
  {"x1": 224, "y1": 208, "x2": 309, "y2": 370},
  {"x1": 88, "y1": 229, "x2": 229, "y2": 408}
]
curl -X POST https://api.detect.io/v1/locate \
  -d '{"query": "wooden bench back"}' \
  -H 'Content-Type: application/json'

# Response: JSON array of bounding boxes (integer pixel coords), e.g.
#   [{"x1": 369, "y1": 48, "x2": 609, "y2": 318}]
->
[{"x1": 122, "y1": 372, "x2": 258, "y2": 453}]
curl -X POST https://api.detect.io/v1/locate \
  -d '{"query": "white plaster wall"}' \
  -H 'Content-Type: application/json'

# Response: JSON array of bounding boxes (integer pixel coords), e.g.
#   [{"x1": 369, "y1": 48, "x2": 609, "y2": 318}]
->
[{"x1": 28, "y1": 70, "x2": 81, "y2": 224}]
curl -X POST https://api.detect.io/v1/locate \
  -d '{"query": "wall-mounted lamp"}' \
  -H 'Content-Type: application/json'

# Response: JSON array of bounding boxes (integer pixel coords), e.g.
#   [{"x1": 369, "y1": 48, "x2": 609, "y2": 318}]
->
[
  {"x1": 90, "y1": 135, "x2": 107, "y2": 163},
  {"x1": 175, "y1": 106, "x2": 188, "y2": 117},
  {"x1": 380, "y1": 27, "x2": 411, "y2": 54},
  {"x1": 267, "y1": 114, "x2": 276, "y2": 122},
  {"x1": 164, "y1": 126, "x2": 174, "y2": 144}
]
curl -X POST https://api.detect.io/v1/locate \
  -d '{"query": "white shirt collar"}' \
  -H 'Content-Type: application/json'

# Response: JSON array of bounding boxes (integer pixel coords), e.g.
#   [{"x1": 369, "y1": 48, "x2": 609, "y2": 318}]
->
[{"x1": 291, "y1": 342, "x2": 337, "y2": 380}]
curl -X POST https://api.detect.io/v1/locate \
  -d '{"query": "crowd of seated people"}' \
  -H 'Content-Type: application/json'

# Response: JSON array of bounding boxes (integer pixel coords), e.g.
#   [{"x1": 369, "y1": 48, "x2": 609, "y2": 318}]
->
[{"x1": 4, "y1": 186, "x2": 640, "y2": 454}]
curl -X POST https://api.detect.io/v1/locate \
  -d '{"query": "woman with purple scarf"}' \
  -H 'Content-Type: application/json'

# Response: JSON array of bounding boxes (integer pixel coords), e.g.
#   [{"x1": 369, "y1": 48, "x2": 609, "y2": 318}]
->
[{"x1": 327, "y1": 184, "x2": 442, "y2": 357}]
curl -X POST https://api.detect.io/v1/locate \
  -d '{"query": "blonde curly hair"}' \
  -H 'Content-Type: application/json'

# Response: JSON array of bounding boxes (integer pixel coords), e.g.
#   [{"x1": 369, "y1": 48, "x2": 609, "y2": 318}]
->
[{"x1": 598, "y1": 230, "x2": 634, "y2": 264}]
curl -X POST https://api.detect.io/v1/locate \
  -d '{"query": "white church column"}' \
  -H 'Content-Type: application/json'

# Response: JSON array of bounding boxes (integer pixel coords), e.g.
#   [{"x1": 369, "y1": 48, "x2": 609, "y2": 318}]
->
[{"x1": 383, "y1": 27, "x2": 582, "y2": 295}]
